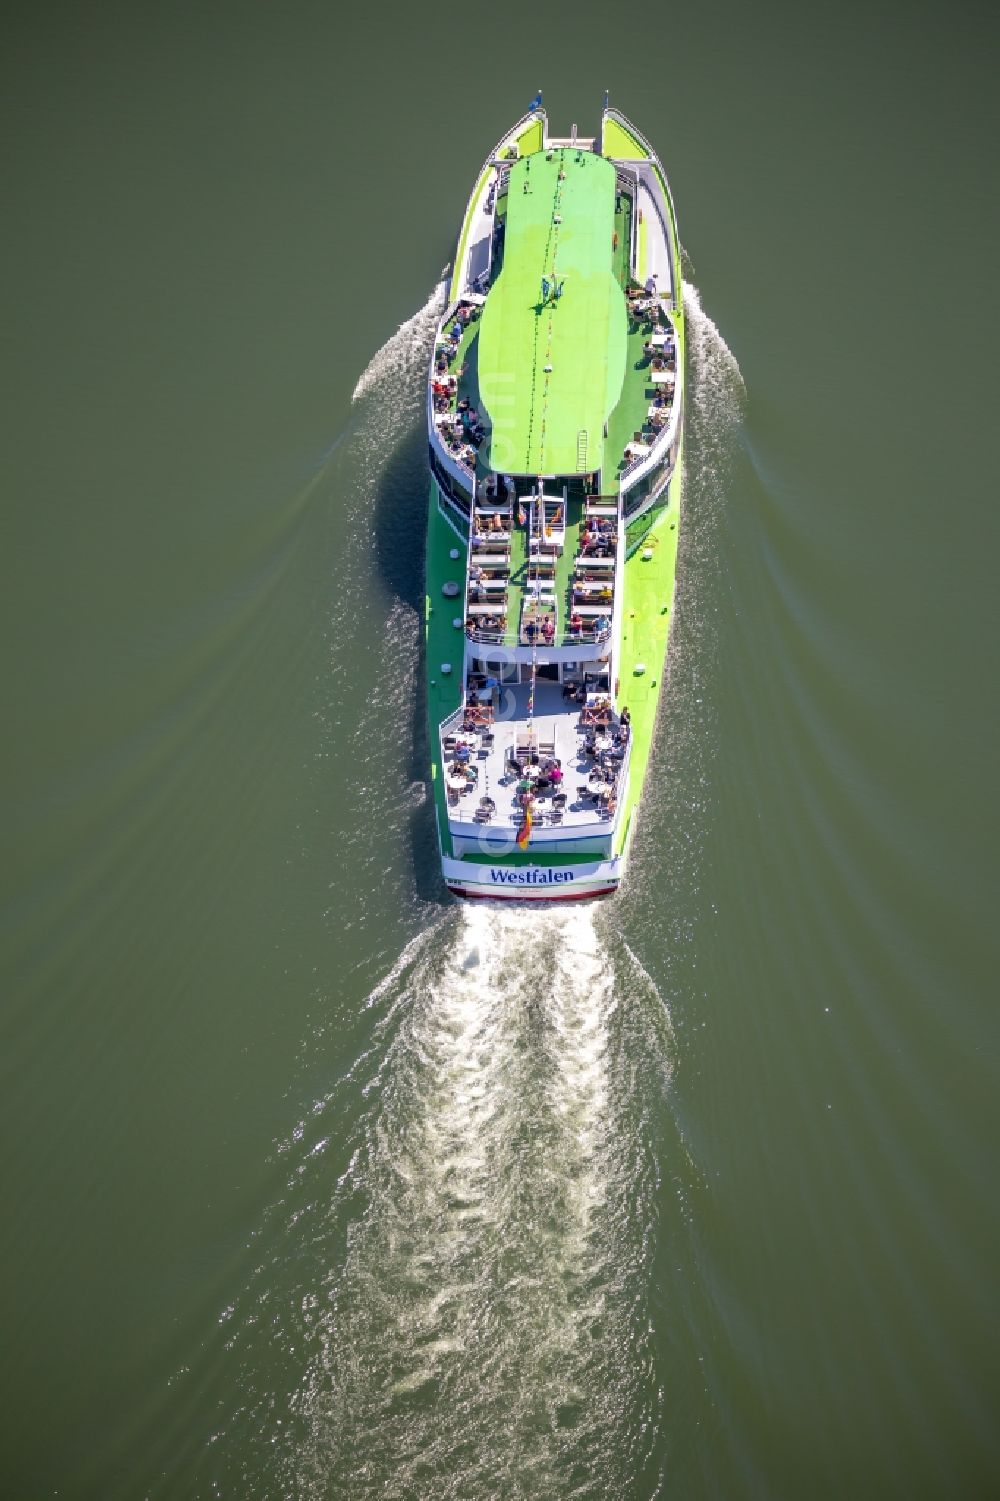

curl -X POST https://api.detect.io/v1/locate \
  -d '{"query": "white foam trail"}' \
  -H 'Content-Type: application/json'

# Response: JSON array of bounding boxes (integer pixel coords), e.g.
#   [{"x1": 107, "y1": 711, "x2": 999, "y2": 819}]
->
[
  {"x1": 287, "y1": 901, "x2": 665, "y2": 1499},
  {"x1": 683, "y1": 278, "x2": 745, "y2": 395},
  {"x1": 201, "y1": 899, "x2": 685, "y2": 1499},
  {"x1": 351, "y1": 277, "x2": 448, "y2": 404}
]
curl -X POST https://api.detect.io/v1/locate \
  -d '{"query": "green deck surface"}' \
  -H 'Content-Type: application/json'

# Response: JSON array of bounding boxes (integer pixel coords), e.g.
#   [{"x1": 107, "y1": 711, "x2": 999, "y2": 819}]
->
[
  {"x1": 602, "y1": 116, "x2": 651, "y2": 161},
  {"x1": 554, "y1": 498, "x2": 584, "y2": 630},
  {"x1": 613, "y1": 432, "x2": 684, "y2": 859},
  {"x1": 479, "y1": 150, "x2": 625, "y2": 477},
  {"x1": 504, "y1": 521, "x2": 528, "y2": 646},
  {"x1": 612, "y1": 195, "x2": 632, "y2": 288},
  {"x1": 424, "y1": 487, "x2": 467, "y2": 858},
  {"x1": 515, "y1": 118, "x2": 543, "y2": 156}
]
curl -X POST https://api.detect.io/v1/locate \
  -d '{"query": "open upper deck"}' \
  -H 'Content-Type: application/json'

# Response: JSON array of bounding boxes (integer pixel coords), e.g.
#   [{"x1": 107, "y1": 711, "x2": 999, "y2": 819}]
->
[
  {"x1": 428, "y1": 110, "x2": 684, "y2": 519},
  {"x1": 440, "y1": 681, "x2": 633, "y2": 855},
  {"x1": 477, "y1": 150, "x2": 625, "y2": 477}
]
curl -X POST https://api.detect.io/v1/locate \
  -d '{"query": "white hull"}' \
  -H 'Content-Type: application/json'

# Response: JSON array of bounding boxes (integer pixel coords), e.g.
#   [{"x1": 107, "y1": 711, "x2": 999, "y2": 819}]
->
[{"x1": 441, "y1": 855, "x2": 622, "y2": 902}]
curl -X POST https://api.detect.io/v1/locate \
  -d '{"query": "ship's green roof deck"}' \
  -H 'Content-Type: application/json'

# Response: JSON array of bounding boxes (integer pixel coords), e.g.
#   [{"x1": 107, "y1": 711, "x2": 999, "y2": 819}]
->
[{"x1": 478, "y1": 150, "x2": 626, "y2": 478}]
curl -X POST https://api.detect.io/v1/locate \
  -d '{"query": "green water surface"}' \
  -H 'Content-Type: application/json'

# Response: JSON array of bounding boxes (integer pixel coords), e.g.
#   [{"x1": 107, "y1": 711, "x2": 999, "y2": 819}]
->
[{"x1": 2, "y1": 3, "x2": 998, "y2": 1497}]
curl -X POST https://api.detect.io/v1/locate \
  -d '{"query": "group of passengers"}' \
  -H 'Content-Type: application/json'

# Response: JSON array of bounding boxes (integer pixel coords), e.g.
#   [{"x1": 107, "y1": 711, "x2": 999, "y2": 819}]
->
[
  {"x1": 581, "y1": 518, "x2": 617, "y2": 560},
  {"x1": 461, "y1": 697, "x2": 493, "y2": 731},
  {"x1": 431, "y1": 303, "x2": 477, "y2": 396},
  {"x1": 584, "y1": 715, "x2": 630, "y2": 760},
  {"x1": 627, "y1": 277, "x2": 670, "y2": 321},
  {"x1": 511, "y1": 754, "x2": 564, "y2": 801},
  {"x1": 586, "y1": 516, "x2": 616, "y2": 538},
  {"x1": 431, "y1": 372, "x2": 457, "y2": 415},
  {"x1": 472, "y1": 511, "x2": 510, "y2": 540},
  {"x1": 649, "y1": 390, "x2": 673, "y2": 429},
  {"x1": 431, "y1": 304, "x2": 485, "y2": 469},
  {"x1": 523, "y1": 615, "x2": 555, "y2": 644},
  {"x1": 456, "y1": 398, "x2": 486, "y2": 447},
  {"x1": 579, "y1": 705, "x2": 630, "y2": 794},
  {"x1": 567, "y1": 609, "x2": 611, "y2": 636},
  {"x1": 449, "y1": 752, "x2": 479, "y2": 788},
  {"x1": 468, "y1": 563, "x2": 506, "y2": 604},
  {"x1": 465, "y1": 612, "x2": 507, "y2": 634},
  {"x1": 643, "y1": 336, "x2": 676, "y2": 366},
  {"x1": 445, "y1": 433, "x2": 476, "y2": 467}
]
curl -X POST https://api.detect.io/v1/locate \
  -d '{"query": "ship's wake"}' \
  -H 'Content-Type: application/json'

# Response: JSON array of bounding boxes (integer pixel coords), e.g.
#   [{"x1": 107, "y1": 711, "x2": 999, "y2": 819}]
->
[
  {"x1": 284, "y1": 902, "x2": 675, "y2": 1500},
  {"x1": 352, "y1": 277, "x2": 449, "y2": 405},
  {"x1": 682, "y1": 277, "x2": 745, "y2": 527}
]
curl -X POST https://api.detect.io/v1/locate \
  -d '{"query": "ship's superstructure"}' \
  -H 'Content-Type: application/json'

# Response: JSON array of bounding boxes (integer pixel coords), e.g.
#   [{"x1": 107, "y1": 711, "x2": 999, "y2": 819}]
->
[{"x1": 425, "y1": 103, "x2": 684, "y2": 900}]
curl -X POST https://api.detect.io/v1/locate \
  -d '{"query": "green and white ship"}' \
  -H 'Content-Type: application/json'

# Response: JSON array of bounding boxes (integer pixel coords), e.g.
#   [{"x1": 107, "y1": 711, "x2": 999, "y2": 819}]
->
[{"x1": 425, "y1": 100, "x2": 684, "y2": 901}]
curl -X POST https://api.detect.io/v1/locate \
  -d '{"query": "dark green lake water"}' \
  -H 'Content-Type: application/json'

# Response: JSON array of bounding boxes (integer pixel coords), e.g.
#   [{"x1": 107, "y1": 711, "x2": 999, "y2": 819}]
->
[{"x1": 3, "y1": 3, "x2": 999, "y2": 1497}]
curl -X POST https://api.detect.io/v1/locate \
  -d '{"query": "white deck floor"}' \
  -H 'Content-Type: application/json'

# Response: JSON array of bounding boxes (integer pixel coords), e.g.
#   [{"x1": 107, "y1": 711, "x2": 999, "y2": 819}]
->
[{"x1": 444, "y1": 682, "x2": 625, "y2": 834}]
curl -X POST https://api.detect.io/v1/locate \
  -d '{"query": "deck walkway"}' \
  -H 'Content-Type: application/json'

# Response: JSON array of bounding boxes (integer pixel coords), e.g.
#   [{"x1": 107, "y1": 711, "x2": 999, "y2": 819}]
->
[
  {"x1": 605, "y1": 316, "x2": 659, "y2": 494},
  {"x1": 555, "y1": 497, "x2": 584, "y2": 626}
]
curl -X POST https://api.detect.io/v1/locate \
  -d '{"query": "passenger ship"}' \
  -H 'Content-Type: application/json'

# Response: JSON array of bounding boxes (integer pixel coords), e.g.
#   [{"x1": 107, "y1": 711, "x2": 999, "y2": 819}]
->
[{"x1": 425, "y1": 100, "x2": 684, "y2": 901}]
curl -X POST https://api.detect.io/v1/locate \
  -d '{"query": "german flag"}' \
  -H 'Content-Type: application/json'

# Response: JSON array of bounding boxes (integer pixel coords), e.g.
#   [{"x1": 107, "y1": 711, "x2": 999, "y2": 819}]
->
[{"x1": 516, "y1": 804, "x2": 532, "y2": 848}]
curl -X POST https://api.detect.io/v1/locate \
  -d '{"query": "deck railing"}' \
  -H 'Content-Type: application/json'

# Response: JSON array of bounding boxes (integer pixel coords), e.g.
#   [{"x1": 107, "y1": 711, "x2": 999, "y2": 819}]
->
[
  {"x1": 465, "y1": 622, "x2": 612, "y2": 648},
  {"x1": 466, "y1": 625, "x2": 509, "y2": 647}
]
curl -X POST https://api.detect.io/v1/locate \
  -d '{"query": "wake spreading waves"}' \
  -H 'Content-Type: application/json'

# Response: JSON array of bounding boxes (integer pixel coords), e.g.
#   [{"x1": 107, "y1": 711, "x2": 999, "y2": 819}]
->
[
  {"x1": 680, "y1": 276, "x2": 746, "y2": 566},
  {"x1": 287, "y1": 904, "x2": 675, "y2": 1500},
  {"x1": 352, "y1": 278, "x2": 449, "y2": 405}
]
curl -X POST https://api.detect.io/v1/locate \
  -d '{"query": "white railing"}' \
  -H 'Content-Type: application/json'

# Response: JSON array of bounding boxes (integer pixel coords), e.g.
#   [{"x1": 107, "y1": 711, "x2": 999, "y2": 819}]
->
[{"x1": 620, "y1": 362, "x2": 683, "y2": 499}]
